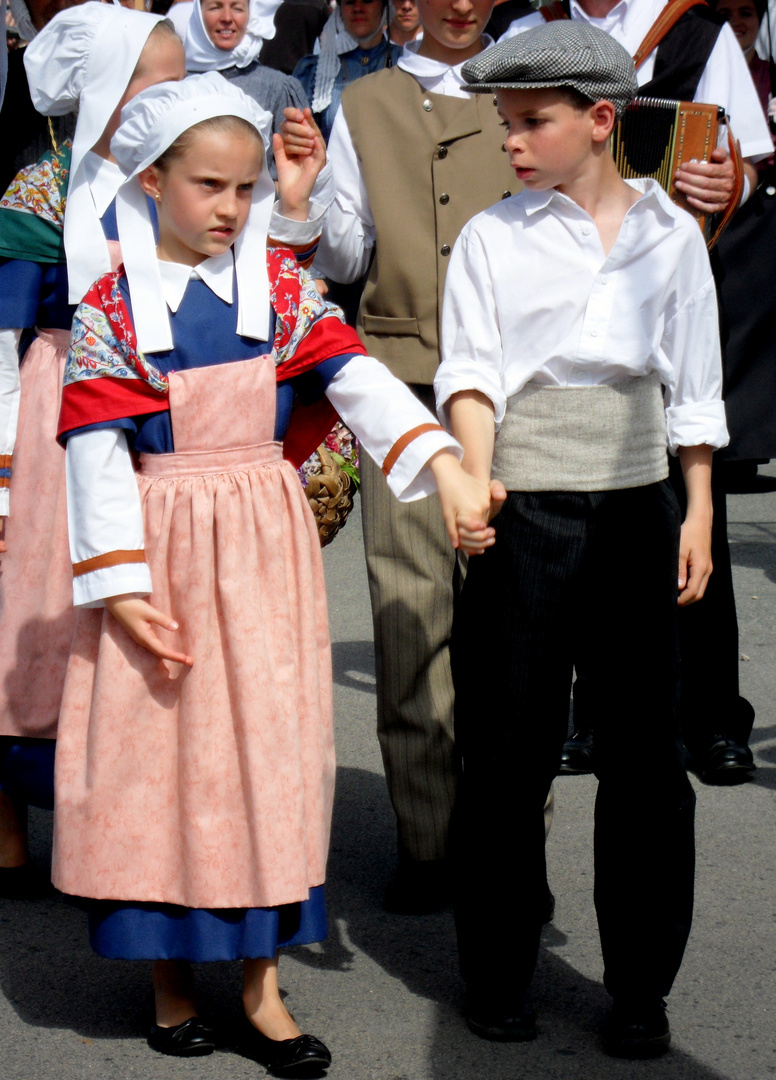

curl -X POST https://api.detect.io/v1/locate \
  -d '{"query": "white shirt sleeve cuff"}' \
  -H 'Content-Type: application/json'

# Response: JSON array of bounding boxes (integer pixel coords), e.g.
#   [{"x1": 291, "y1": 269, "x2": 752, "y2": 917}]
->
[
  {"x1": 72, "y1": 564, "x2": 153, "y2": 608},
  {"x1": 383, "y1": 430, "x2": 463, "y2": 501},
  {"x1": 0, "y1": 488, "x2": 8, "y2": 517},
  {"x1": 665, "y1": 401, "x2": 730, "y2": 455},
  {"x1": 434, "y1": 362, "x2": 507, "y2": 427}
]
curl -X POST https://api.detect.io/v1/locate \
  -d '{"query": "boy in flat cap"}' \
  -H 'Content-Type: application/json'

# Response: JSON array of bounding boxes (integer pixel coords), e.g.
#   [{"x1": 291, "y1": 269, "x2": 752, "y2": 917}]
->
[{"x1": 435, "y1": 21, "x2": 728, "y2": 1057}]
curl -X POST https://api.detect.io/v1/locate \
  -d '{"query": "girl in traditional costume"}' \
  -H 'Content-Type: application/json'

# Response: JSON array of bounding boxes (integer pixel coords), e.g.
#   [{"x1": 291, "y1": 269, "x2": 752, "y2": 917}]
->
[
  {"x1": 53, "y1": 72, "x2": 494, "y2": 1071},
  {"x1": 0, "y1": 3, "x2": 185, "y2": 896}
]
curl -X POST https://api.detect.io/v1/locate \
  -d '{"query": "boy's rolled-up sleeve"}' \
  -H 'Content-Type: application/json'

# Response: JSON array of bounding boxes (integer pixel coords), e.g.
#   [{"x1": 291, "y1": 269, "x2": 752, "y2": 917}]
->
[
  {"x1": 435, "y1": 227, "x2": 507, "y2": 425},
  {"x1": 660, "y1": 233, "x2": 729, "y2": 455}
]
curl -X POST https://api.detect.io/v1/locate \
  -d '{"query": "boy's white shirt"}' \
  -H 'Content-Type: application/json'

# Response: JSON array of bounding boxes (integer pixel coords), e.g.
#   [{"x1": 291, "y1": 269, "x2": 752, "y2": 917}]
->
[
  {"x1": 67, "y1": 254, "x2": 461, "y2": 607},
  {"x1": 435, "y1": 178, "x2": 729, "y2": 457},
  {"x1": 0, "y1": 154, "x2": 124, "y2": 519},
  {"x1": 502, "y1": 0, "x2": 773, "y2": 161},
  {"x1": 269, "y1": 39, "x2": 494, "y2": 281}
]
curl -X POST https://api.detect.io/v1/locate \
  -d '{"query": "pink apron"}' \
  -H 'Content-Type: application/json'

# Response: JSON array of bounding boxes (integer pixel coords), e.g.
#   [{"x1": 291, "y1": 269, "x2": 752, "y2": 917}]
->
[
  {"x1": 53, "y1": 354, "x2": 335, "y2": 909},
  {"x1": 0, "y1": 241, "x2": 123, "y2": 739}
]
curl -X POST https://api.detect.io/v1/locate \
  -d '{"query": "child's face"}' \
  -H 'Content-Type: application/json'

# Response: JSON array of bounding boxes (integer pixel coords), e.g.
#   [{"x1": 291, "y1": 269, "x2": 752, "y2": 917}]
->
[
  {"x1": 416, "y1": 0, "x2": 492, "y2": 54},
  {"x1": 496, "y1": 87, "x2": 609, "y2": 192},
  {"x1": 147, "y1": 127, "x2": 263, "y2": 267}
]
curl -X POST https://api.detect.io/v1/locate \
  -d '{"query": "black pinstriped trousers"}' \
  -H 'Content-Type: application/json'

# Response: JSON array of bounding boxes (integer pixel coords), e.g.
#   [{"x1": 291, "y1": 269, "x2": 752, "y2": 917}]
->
[{"x1": 451, "y1": 480, "x2": 695, "y2": 1007}]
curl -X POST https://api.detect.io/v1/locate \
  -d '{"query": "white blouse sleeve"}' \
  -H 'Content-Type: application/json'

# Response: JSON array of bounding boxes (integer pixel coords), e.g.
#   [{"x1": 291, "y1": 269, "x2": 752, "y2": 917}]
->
[
  {"x1": 325, "y1": 355, "x2": 462, "y2": 501},
  {"x1": 0, "y1": 328, "x2": 21, "y2": 517},
  {"x1": 65, "y1": 427, "x2": 153, "y2": 607},
  {"x1": 311, "y1": 109, "x2": 377, "y2": 284}
]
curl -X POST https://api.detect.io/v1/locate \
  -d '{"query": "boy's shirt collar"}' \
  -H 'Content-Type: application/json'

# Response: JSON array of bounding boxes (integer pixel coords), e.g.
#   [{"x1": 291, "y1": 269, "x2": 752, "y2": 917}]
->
[
  {"x1": 522, "y1": 178, "x2": 678, "y2": 222},
  {"x1": 158, "y1": 250, "x2": 235, "y2": 314}
]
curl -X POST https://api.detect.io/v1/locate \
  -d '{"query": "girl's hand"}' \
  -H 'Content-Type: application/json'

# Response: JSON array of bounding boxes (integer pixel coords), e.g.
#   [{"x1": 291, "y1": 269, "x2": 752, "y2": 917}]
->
[
  {"x1": 0, "y1": 517, "x2": 6, "y2": 554},
  {"x1": 275, "y1": 109, "x2": 326, "y2": 220},
  {"x1": 429, "y1": 451, "x2": 498, "y2": 555},
  {"x1": 105, "y1": 594, "x2": 194, "y2": 666}
]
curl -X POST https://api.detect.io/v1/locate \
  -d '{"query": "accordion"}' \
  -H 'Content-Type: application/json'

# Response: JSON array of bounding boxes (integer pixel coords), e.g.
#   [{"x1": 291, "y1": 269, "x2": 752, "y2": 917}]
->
[{"x1": 612, "y1": 97, "x2": 734, "y2": 245}]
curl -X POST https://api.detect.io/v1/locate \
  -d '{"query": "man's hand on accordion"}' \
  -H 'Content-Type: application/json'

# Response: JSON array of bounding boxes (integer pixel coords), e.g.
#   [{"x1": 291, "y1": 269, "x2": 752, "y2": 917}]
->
[{"x1": 674, "y1": 146, "x2": 755, "y2": 215}]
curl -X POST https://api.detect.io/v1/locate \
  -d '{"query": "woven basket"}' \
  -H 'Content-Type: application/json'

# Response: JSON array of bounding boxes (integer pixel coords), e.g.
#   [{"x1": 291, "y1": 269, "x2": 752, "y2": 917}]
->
[{"x1": 304, "y1": 444, "x2": 356, "y2": 547}]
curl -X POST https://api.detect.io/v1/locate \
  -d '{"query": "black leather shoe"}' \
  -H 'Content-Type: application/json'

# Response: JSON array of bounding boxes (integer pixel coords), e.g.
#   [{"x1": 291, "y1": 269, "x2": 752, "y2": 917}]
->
[
  {"x1": 558, "y1": 729, "x2": 594, "y2": 775},
  {"x1": 239, "y1": 1023, "x2": 331, "y2": 1077},
  {"x1": 147, "y1": 1016, "x2": 217, "y2": 1057},
  {"x1": 694, "y1": 736, "x2": 755, "y2": 785},
  {"x1": 466, "y1": 999, "x2": 537, "y2": 1042},
  {"x1": 384, "y1": 859, "x2": 451, "y2": 915},
  {"x1": 602, "y1": 999, "x2": 670, "y2": 1058}
]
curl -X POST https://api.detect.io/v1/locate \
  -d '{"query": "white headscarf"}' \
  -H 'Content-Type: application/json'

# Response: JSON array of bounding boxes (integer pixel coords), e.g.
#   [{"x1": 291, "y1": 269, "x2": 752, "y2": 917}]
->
[
  {"x1": 185, "y1": 0, "x2": 281, "y2": 72},
  {"x1": 312, "y1": 2, "x2": 388, "y2": 115},
  {"x1": 23, "y1": 2, "x2": 168, "y2": 303},
  {"x1": 111, "y1": 72, "x2": 275, "y2": 353}
]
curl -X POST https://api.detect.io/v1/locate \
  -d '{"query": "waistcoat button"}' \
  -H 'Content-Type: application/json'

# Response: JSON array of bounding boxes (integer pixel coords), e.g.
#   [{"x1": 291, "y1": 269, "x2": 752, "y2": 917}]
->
[
  {"x1": 437, "y1": 145, "x2": 448, "y2": 159},
  {"x1": 439, "y1": 193, "x2": 450, "y2": 204},
  {"x1": 440, "y1": 244, "x2": 451, "y2": 256},
  {"x1": 422, "y1": 99, "x2": 433, "y2": 112},
  {"x1": 501, "y1": 191, "x2": 511, "y2": 199}
]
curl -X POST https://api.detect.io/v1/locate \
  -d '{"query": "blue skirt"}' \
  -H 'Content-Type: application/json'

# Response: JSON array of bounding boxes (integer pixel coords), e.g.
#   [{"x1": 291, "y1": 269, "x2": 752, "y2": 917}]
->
[
  {"x1": 0, "y1": 737, "x2": 55, "y2": 810},
  {"x1": 88, "y1": 884, "x2": 327, "y2": 962}
]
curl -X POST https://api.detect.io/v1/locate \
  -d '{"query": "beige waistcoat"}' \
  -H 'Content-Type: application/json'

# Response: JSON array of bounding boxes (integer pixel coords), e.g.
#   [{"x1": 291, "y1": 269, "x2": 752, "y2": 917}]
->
[{"x1": 341, "y1": 66, "x2": 518, "y2": 385}]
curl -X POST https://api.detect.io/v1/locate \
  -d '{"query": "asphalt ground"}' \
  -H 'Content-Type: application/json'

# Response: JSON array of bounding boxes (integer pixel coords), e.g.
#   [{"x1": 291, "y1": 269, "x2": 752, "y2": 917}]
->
[{"x1": 2, "y1": 465, "x2": 776, "y2": 1080}]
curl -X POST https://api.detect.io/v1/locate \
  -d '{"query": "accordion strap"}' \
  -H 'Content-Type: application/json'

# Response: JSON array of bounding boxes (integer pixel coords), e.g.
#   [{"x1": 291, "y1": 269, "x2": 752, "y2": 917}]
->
[
  {"x1": 706, "y1": 128, "x2": 744, "y2": 248},
  {"x1": 632, "y1": 0, "x2": 711, "y2": 70}
]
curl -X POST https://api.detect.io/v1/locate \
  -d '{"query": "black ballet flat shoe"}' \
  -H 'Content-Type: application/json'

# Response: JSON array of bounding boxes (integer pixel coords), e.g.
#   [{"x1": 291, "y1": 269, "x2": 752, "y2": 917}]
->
[
  {"x1": 602, "y1": 998, "x2": 670, "y2": 1059},
  {"x1": 238, "y1": 1021, "x2": 332, "y2": 1077},
  {"x1": 0, "y1": 864, "x2": 55, "y2": 901},
  {"x1": 146, "y1": 1002, "x2": 216, "y2": 1057}
]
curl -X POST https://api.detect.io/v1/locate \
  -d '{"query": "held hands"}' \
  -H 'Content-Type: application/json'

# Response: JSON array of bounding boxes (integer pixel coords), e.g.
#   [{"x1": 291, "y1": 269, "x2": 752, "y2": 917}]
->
[
  {"x1": 274, "y1": 108, "x2": 327, "y2": 222},
  {"x1": 429, "y1": 451, "x2": 506, "y2": 556},
  {"x1": 674, "y1": 146, "x2": 736, "y2": 215},
  {"x1": 105, "y1": 594, "x2": 194, "y2": 667},
  {"x1": 0, "y1": 517, "x2": 5, "y2": 554}
]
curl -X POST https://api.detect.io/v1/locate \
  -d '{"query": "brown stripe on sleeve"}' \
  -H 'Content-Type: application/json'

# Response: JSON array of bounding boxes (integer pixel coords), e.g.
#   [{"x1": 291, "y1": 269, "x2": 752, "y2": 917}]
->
[
  {"x1": 72, "y1": 550, "x2": 147, "y2": 578},
  {"x1": 0, "y1": 455, "x2": 12, "y2": 468},
  {"x1": 382, "y1": 424, "x2": 446, "y2": 477}
]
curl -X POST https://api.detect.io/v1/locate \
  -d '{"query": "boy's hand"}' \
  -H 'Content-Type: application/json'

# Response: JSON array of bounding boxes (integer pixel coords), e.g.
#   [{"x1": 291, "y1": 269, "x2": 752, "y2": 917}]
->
[
  {"x1": 677, "y1": 515, "x2": 712, "y2": 606},
  {"x1": 280, "y1": 106, "x2": 324, "y2": 159},
  {"x1": 0, "y1": 516, "x2": 6, "y2": 554},
  {"x1": 429, "y1": 451, "x2": 498, "y2": 555},
  {"x1": 273, "y1": 116, "x2": 326, "y2": 222},
  {"x1": 105, "y1": 594, "x2": 194, "y2": 666}
]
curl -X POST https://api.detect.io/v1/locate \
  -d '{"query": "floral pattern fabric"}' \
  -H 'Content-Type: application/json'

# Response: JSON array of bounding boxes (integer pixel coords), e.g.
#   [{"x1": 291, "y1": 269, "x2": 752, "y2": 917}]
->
[{"x1": 0, "y1": 142, "x2": 72, "y2": 228}]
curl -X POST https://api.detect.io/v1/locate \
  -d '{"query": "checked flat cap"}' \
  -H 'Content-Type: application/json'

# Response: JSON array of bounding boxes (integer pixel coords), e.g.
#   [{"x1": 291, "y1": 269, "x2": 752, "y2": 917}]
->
[{"x1": 461, "y1": 22, "x2": 638, "y2": 118}]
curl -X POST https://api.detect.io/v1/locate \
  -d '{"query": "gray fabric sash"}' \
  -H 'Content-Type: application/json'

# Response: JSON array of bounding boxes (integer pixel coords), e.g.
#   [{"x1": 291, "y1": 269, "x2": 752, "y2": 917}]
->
[{"x1": 492, "y1": 373, "x2": 669, "y2": 492}]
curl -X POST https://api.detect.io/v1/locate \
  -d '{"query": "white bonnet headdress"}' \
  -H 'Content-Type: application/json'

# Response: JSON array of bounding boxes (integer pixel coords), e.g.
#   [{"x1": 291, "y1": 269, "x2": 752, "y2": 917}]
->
[
  {"x1": 185, "y1": 0, "x2": 281, "y2": 72},
  {"x1": 312, "y1": 2, "x2": 388, "y2": 115},
  {"x1": 111, "y1": 71, "x2": 275, "y2": 354},
  {"x1": 23, "y1": 2, "x2": 168, "y2": 303}
]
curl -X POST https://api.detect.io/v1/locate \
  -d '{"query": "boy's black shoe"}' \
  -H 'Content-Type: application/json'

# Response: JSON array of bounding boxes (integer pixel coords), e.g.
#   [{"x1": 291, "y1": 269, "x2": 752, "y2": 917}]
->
[
  {"x1": 465, "y1": 998, "x2": 537, "y2": 1042},
  {"x1": 558, "y1": 729, "x2": 594, "y2": 775},
  {"x1": 693, "y1": 736, "x2": 755, "y2": 785},
  {"x1": 602, "y1": 999, "x2": 670, "y2": 1058}
]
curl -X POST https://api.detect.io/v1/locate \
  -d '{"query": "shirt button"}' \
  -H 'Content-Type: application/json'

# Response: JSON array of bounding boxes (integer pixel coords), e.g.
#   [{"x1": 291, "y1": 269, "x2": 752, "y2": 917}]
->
[
  {"x1": 582, "y1": 225, "x2": 592, "y2": 236},
  {"x1": 422, "y1": 99, "x2": 433, "y2": 112},
  {"x1": 439, "y1": 193, "x2": 449, "y2": 204},
  {"x1": 501, "y1": 190, "x2": 511, "y2": 199},
  {"x1": 437, "y1": 145, "x2": 448, "y2": 159},
  {"x1": 440, "y1": 244, "x2": 451, "y2": 256},
  {"x1": 600, "y1": 274, "x2": 608, "y2": 284},
  {"x1": 590, "y1": 328, "x2": 599, "y2": 337}
]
